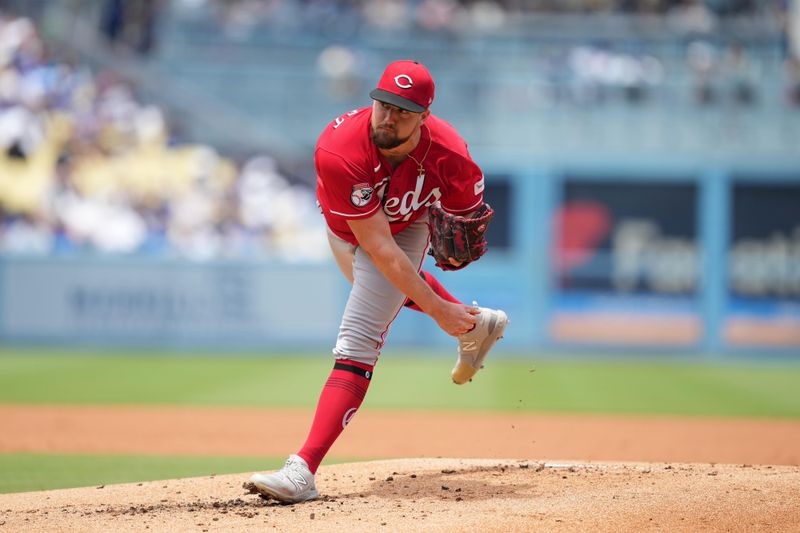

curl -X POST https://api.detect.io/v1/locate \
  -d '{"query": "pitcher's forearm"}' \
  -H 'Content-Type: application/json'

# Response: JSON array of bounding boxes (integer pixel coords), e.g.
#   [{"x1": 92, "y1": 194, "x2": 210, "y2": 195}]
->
[{"x1": 364, "y1": 242, "x2": 441, "y2": 313}]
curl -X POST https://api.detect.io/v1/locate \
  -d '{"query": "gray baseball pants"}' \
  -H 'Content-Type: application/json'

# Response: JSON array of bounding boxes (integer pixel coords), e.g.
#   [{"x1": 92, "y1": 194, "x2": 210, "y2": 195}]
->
[{"x1": 326, "y1": 218, "x2": 430, "y2": 365}]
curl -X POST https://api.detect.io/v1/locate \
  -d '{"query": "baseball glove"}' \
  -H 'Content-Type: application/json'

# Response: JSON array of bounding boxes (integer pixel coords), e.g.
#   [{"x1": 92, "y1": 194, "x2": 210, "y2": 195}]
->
[{"x1": 428, "y1": 202, "x2": 495, "y2": 271}]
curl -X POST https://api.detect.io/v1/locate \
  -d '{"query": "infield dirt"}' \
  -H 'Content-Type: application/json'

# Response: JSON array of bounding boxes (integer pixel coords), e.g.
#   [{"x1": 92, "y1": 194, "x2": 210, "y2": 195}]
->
[
  {"x1": 1, "y1": 459, "x2": 799, "y2": 532},
  {"x1": 1, "y1": 405, "x2": 800, "y2": 532}
]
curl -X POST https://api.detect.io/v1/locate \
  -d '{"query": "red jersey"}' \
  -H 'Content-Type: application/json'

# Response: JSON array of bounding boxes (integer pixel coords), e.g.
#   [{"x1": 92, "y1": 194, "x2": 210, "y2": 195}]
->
[{"x1": 315, "y1": 107, "x2": 485, "y2": 245}]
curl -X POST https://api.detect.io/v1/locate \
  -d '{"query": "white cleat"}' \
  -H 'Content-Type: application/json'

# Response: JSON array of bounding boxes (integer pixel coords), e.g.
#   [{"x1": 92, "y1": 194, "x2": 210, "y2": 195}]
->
[
  {"x1": 247, "y1": 454, "x2": 319, "y2": 503},
  {"x1": 452, "y1": 306, "x2": 509, "y2": 385}
]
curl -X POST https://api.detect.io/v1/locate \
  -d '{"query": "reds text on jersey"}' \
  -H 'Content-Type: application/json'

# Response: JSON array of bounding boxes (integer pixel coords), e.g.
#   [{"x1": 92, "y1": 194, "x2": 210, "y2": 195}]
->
[{"x1": 315, "y1": 107, "x2": 485, "y2": 245}]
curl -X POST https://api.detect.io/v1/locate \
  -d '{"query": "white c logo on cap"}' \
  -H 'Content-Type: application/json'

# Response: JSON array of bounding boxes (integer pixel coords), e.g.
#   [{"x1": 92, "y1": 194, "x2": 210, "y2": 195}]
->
[{"x1": 394, "y1": 74, "x2": 413, "y2": 89}]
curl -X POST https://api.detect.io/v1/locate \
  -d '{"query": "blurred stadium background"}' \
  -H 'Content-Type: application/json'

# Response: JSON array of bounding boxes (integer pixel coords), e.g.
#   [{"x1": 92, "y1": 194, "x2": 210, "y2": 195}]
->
[{"x1": 0, "y1": 0, "x2": 798, "y2": 354}]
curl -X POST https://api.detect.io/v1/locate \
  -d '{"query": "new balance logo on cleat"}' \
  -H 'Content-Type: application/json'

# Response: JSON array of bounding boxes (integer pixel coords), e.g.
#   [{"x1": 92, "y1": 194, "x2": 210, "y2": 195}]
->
[
  {"x1": 452, "y1": 306, "x2": 509, "y2": 385},
  {"x1": 247, "y1": 455, "x2": 319, "y2": 504}
]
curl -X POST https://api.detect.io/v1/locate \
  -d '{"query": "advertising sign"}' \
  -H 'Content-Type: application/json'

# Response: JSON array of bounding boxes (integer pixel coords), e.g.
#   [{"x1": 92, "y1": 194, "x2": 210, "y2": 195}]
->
[
  {"x1": 725, "y1": 182, "x2": 800, "y2": 347},
  {"x1": 0, "y1": 259, "x2": 341, "y2": 347},
  {"x1": 551, "y1": 179, "x2": 701, "y2": 345}
]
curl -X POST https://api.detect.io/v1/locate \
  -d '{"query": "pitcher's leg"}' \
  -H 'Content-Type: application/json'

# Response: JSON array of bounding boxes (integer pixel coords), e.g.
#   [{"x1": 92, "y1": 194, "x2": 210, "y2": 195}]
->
[
  {"x1": 297, "y1": 359, "x2": 373, "y2": 473},
  {"x1": 294, "y1": 220, "x2": 431, "y2": 476},
  {"x1": 326, "y1": 228, "x2": 356, "y2": 283},
  {"x1": 333, "y1": 219, "x2": 431, "y2": 364}
]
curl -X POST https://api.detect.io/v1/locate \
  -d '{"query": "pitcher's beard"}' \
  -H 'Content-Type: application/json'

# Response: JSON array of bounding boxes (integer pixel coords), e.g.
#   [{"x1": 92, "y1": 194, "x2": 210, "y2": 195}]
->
[{"x1": 371, "y1": 127, "x2": 412, "y2": 150}]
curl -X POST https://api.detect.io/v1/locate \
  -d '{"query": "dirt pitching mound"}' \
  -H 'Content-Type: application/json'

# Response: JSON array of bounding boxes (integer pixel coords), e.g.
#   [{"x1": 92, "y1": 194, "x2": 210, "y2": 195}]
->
[{"x1": 2, "y1": 458, "x2": 799, "y2": 532}]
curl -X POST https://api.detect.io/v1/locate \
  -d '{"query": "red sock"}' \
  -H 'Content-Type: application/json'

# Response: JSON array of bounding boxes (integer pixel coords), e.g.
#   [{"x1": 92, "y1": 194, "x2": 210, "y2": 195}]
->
[
  {"x1": 297, "y1": 360, "x2": 373, "y2": 474},
  {"x1": 404, "y1": 270, "x2": 461, "y2": 311}
]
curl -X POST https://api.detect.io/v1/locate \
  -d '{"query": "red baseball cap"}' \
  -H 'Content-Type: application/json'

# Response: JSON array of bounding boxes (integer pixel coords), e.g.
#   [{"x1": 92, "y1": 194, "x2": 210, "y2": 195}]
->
[{"x1": 369, "y1": 60, "x2": 435, "y2": 113}]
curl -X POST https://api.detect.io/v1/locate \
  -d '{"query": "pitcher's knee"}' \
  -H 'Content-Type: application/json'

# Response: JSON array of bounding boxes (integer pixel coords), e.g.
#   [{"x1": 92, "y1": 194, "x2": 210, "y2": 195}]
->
[{"x1": 332, "y1": 344, "x2": 379, "y2": 366}]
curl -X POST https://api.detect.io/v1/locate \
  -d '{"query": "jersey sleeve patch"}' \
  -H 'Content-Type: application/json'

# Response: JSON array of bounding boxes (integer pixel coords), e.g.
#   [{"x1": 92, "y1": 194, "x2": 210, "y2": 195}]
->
[
  {"x1": 316, "y1": 147, "x2": 379, "y2": 217},
  {"x1": 350, "y1": 183, "x2": 374, "y2": 207}
]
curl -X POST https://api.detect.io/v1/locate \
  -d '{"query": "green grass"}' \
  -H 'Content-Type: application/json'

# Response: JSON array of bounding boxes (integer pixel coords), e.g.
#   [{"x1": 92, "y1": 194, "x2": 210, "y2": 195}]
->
[
  {"x1": 1, "y1": 347, "x2": 799, "y2": 493},
  {"x1": 1, "y1": 347, "x2": 799, "y2": 418},
  {"x1": 375, "y1": 354, "x2": 800, "y2": 418},
  {"x1": 0, "y1": 453, "x2": 286, "y2": 494}
]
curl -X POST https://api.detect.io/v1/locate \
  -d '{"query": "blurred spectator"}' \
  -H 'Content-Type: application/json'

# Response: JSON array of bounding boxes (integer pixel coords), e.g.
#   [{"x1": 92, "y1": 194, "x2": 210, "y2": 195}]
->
[
  {"x1": 163, "y1": 0, "x2": 767, "y2": 37},
  {"x1": 720, "y1": 43, "x2": 758, "y2": 105},
  {"x1": 0, "y1": 9, "x2": 325, "y2": 260},
  {"x1": 0, "y1": 105, "x2": 45, "y2": 159},
  {"x1": 568, "y1": 45, "x2": 662, "y2": 106},
  {"x1": 0, "y1": 211, "x2": 53, "y2": 254},
  {"x1": 316, "y1": 45, "x2": 365, "y2": 101},
  {"x1": 687, "y1": 40, "x2": 718, "y2": 105},
  {"x1": 415, "y1": 0, "x2": 464, "y2": 33},
  {"x1": 101, "y1": 0, "x2": 160, "y2": 56},
  {"x1": 668, "y1": 0, "x2": 717, "y2": 36},
  {"x1": 1, "y1": 1, "x2": 791, "y2": 260},
  {"x1": 362, "y1": 0, "x2": 411, "y2": 31}
]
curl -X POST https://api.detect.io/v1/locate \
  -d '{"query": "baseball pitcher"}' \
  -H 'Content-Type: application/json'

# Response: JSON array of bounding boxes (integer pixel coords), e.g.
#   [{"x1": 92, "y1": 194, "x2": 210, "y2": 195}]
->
[{"x1": 248, "y1": 60, "x2": 509, "y2": 503}]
